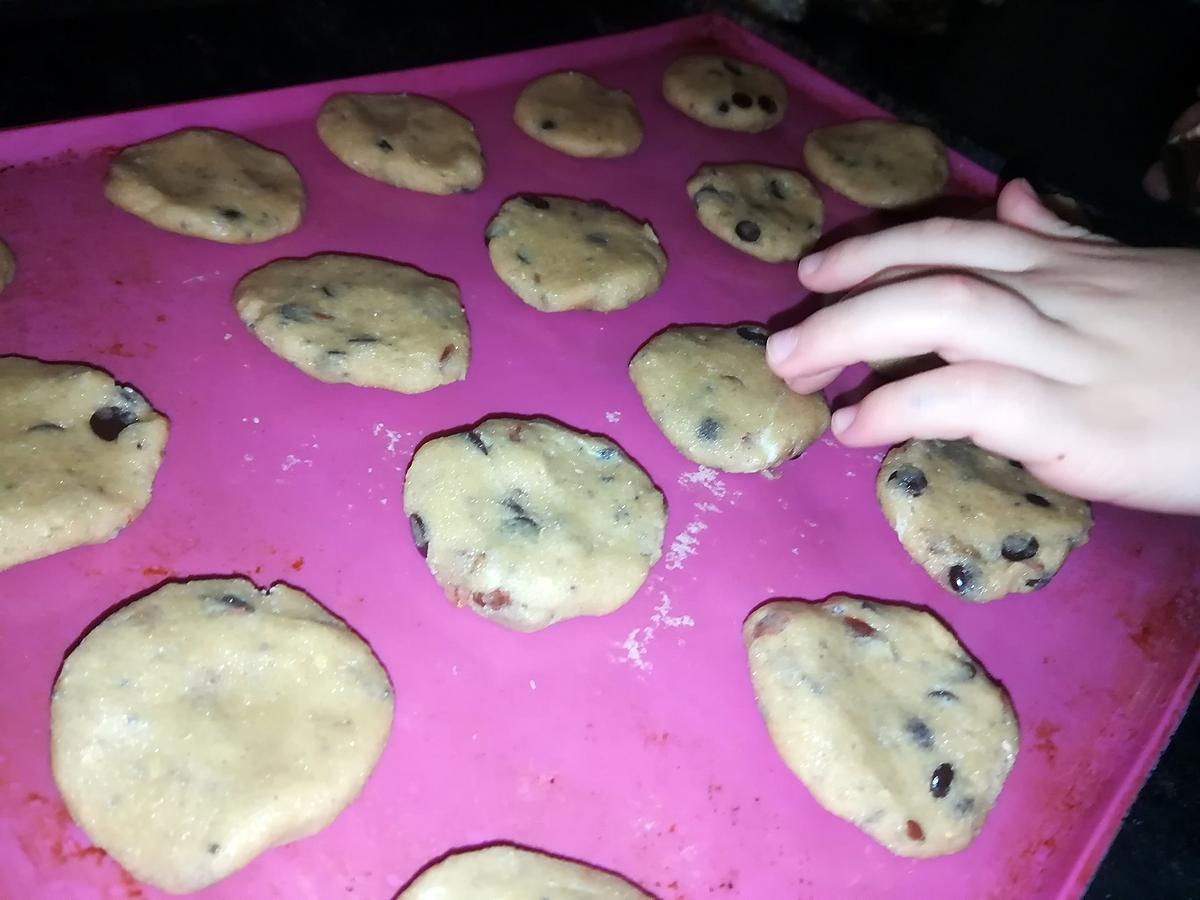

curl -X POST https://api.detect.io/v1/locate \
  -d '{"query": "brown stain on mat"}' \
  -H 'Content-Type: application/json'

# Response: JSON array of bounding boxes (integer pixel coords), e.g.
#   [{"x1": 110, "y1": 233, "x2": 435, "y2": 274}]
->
[
  {"x1": 290, "y1": 556, "x2": 304, "y2": 571},
  {"x1": 1126, "y1": 585, "x2": 1199, "y2": 657},
  {"x1": 141, "y1": 565, "x2": 170, "y2": 578},
  {"x1": 1032, "y1": 721, "x2": 1060, "y2": 766}
]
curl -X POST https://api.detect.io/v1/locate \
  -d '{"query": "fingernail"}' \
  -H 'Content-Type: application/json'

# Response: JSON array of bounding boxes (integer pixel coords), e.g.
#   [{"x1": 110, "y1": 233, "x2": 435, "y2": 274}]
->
[
  {"x1": 765, "y1": 329, "x2": 798, "y2": 365},
  {"x1": 797, "y1": 251, "x2": 825, "y2": 279},
  {"x1": 831, "y1": 406, "x2": 857, "y2": 436}
]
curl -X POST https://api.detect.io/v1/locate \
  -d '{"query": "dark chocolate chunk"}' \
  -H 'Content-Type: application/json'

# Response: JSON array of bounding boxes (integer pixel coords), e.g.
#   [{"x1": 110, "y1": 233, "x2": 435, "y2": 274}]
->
[
  {"x1": 27, "y1": 422, "x2": 65, "y2": 432},
  {"x1": 948, "y1": 563, "x2": 975, "y2": 595},
  {"x1": 928, "y1": 689, "x2": 959, "y2": 702},
  {"x1": 887, "y1": 465, "x2": 928, "y2": 497},
  {"x1": 1025, "y1": 575, "x2": 1053, "y2": 590},
  {"x1": 320, "y1": 284, "x2": 336, "y2": 298},
  {"x1": 465, "y1": 430, "x2": 489, "y2": 455},
  {"x1": 218, "y1": 207, "x2": 243, "y2": 221},
  {"x1": 696, "y1": 417, "x2": 721, "y2": 441},
  {"x1": 594, "y1": 446, "x2": 618, "y2": 461},
  {"x1": 208, "y1": 843, "x2": 221, "y2": 855},
  {"x1": 89, "y1": 406, "x2": 138, "y2": 442},
  {"x1": 731, "y1": 92, "x2": 753, "y2": 109},
  {"x1": 278, "y1": 302, "x2": 312, "y2": 323},
  {"x1": 734, "y1": 220, "x2": 761, "y2": 242},
  {"x1": 409, "y1": 513, "x2": 429, "y2": 557},
  {"x1": 216, "y1": 593, "x2": 254, "y2": 612},
  {"x1": 502, "y1": 496, "x2": 540, "y2": 532},
  {"x1": 540, "y1": 119, "x2": 556, "y2": 130},
  {"x1": 716, "y1": 101, "x2": 731, "y2": 114},
  {"x1": 325, "y1": 349, "x2": 347, "y2": 358},
  {"x1": 736, "y1": 325, "x2": 769, "y2": 346},
  {"x1": 930, "y1": 763, "x2": 954, "y2": 798},
  {"x1": 757, "y1": 94, "x2": 777, "y2": 114},
  {"x1": 906, "y1": 820, "x2": 925, "y2": 841},
  {"x1": 1001, "y1": 533, "x2": 1039, "y2": 562},
  {"x1": 1024, "y1": 492, "x2": 1052, "y2": 508},
  {"x1": 347, "y1": 335, "x2": 379, "y2": 344},
  {"x1": 521, "y1": 195, "x2": 551, "y2": 210},
  {"x1": 376, "y1": 138, "x2": 394, "y2": 152},
  {"x1": 1008, "y1": 458, "x2": 1025, "y2": 469},
  {"x1": 584, "y1": 232, "x2": 609, "y2": 246},
  {"x1": 957, "y1": 657, "x2": 978, "y2": 680},
  {"x1": 905, "y1": 718, "x2": 935, "y2": 749},
  {"x1": 515, "y1": 250, "x2": 532, "y2": 265},
  {"x1": 767, "y1": 179, "x2": 786, "y2": 200},
  {"x1": 722, "y1": 59, "x2": 744, "y2": 75}
]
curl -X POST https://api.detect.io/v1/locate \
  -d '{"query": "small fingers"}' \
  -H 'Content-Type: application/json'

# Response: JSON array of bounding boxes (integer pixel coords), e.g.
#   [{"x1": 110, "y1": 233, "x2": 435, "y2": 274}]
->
[{"x1": 995, "y1": 178, "x2": 1104, "y2": 241}]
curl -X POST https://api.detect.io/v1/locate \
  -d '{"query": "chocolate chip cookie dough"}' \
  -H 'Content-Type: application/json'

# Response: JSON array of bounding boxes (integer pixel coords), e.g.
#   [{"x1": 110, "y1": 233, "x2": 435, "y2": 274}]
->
[
  {"x1": 514, "y1": 71, "x2": 643, "y2": 158},
  {"x1": 662, "y1": 54, "x2": 787, "y2": 132},
  {"x1": 804, "y1": 120, "x2": 949, "y2": 209},
  {"x1": 403, "y1": 417, "x2": 666, "y2": 632}
]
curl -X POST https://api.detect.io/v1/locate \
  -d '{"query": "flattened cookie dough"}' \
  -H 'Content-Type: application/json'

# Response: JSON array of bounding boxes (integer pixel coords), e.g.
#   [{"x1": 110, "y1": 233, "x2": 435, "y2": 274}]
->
[
  {"x1": 687, "y1": 164, "x2": 823, "y2": 262},
  {"x1": 878, "y1": 439, "x2": 1092, "y2": 602},
  {"x1": 397, "y1": 844, "x2": 653, "y2": 899},
  {"x1": 630, "y1": 325, "x2": 829, "y2": 473},
  {"x1": 317, "y1": 92, "x2": 484, "y2": 194},
  {"x1": 0, "y1": 239, "x2": 14, "y2": 293},
  {"x1": 485, "y1": 195, "x2": 666, "y2": 313},
  {"x1": 745, "y1": 597, "x2": 1019, "y2": 858},
  {"x1": 404, "y1": 417, "x2": 666, "y2": 632},
  {"x1": 0, "y1": 357, "x2": 168, "y2": 572},
  {"x1": 51, "y1": 577, "x2": 393, "y2": 894},
  {"x1": 662, "y1": 54, "x2": 786, "y2": 132},
  {"x1": 804, "y1": 120, "x2": 949, "y2": 208},
  {"x1": 514, "y1": 71, "x2": 643, "y2": 158},
  {"x1": 234, "y1": 253, "x2": 469, "y2": 393},
  {"x1": 105, "y1": 128, "x2": 304, "y2": 242}
]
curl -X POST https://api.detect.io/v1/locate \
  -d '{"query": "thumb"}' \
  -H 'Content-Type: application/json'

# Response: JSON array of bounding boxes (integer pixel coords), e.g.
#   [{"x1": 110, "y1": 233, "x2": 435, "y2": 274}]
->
[{"x1": 995, "y1": 178, "x2": 1102, "y2": 241}]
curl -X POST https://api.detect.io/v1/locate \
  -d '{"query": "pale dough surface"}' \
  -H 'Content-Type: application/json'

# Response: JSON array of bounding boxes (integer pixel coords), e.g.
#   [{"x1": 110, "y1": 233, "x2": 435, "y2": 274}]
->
[
  {"x1": 234, "y1": 253, "x2": 469, "y2": 393},
  {"x1": 104, "y1": 128, "x2": 304, "y2": 242},
  {"x1": 630, "y1": 325, "x2": 829, "y2": 473},
  {"x1": 403, "y1": 417, "x2": 665, "y2": 632},
  {"x1": 662, "y1": 54, "x2": 786, "y2": 132},
  {"x1": 804, "y1": 120, "x2": 949, "y2": 208},
  {"x1": 397, "y1": 845, "x2": 653, "y2": 900},
  {"x1": 0, "y1": 357, "x2": 168, "y2": 572},
  {"x1": 51, "y1": 578, "x2": 393, "y2": 894},
  {"x1": 0, "y1": 239, "x2": 14, "y2": 293},
  {"x1": 687, "y1": 164, "x2": 823, "y2": 262},
  {"x1": 878, "y1": 439, "x2": 1092, "y2": 602},
  {"x1": 317, "y1": 93, "x2": 484, "y2": 194},
  {"x1": 745, "y1": 597, "x2": 1019, "y2": 858},
  {"x1": 486, "y1": 195, "x2": 666, "y2": 313},
  {"x1": 514, "y1": 71, "x2": 643, "y2": 158}
]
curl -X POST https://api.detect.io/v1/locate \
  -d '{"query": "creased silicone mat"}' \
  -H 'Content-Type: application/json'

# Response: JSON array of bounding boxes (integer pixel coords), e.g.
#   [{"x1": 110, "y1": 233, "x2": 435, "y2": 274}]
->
[{"x1": 0, "y1": 13, "x2": 1196, "y2": 900}]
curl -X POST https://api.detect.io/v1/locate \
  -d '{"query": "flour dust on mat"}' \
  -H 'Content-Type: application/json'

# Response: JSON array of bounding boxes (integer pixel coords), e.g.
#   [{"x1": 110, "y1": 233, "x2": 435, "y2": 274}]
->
[
  {"x1": 50, "y1": 577, "x2": 393, "y2": 894},
  {"x1": 804, "y1": 119, "x2": 949, "y2": 208},
  {"x1": 317, "y1": 92, "x2": 485, "y2": 194},
  {"x1": 662, "y1": 54, "x2": 787, "y2": 132},
  {"x1": 404, "y1": 417, "x2": 666, "y2": 632},
  {"x1": 396, "y1": 844, "x2": 653, "y2": 899},
  {"x1": 485, "y1": 194, "x2": 667, "y2": 312},
  {"x1": 0, "y1": 357, "x2": 168, "y2": 572},
  {"x1": 234, "y1": 253, "x2": 469, "y2": 393},
  {"x1": 878, "y1": 439, "x2": 1092, "y2": 602},
  {"x1": 514, "y1": 71, "x2": 643, "y2": 158},
  {"x1": 745, "y1": 597, "x2": 1019, "y2": 858},
  {"x1": 104, "y1": 128, "x2": 305, "y2": 242}
]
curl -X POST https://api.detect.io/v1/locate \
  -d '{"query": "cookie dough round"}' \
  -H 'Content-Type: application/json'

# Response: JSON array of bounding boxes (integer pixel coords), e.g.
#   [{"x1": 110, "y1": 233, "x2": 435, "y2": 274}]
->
[
  {"x1": 485, "y1": 195, "x2": 666, "y2": 313},
  {"x1": 629, "y1": 325, "x2": 830, "y2": 473},
  {"x1": 0, "y1": 239, "x2": 14, "y2": 293},
  {"x1": 403, "y1": 417, "x2": 666, "y2": 632},
  {"x1": 317, "y1": 92, "x2": 484, "y2": 194},
  {"x1": 398, "y1": 845, "x2": 653, "y2": 899},
  {"x1": 0, "y1": 357, "x2": 168, "y2": 572},
  {"x1": 804, "y1": 120, "x2": 949, "y2": 209},
  {"x1": 51, "y1": 577, "x2": 393, "y2": 894},
  {"x1": 104, "y1": 128, "x2": 304, "y2": 243},
  {"x1": 745, "y1": 596, "x2": 1019, "y2": 858},
  {"x1": 234, "y1": 253, "x2": 469, "y2": 393},
  {"x1": 687, "y1": 164, "x2": 823, "y2": 262},
  {"x1": 662, "y1": 54, "x2": 786, "y2": 133},
  {"x1": 878, "y1": 439, "x2": 1092, "y2": 602},
  {"x1": 514, "y1": 71, "x2": 643, "y2": 158}
]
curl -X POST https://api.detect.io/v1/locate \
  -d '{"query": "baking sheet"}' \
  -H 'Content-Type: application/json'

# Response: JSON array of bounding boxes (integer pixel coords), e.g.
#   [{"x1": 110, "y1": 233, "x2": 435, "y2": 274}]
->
[{"x1": 0, "y1": 14, "x2": 1197, "y2": 900}]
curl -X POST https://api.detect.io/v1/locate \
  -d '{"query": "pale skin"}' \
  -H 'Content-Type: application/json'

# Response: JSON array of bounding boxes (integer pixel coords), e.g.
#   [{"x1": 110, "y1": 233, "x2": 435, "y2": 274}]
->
[{"x1": 766, "y1": 178, "x2": 1200, "y2": 515}]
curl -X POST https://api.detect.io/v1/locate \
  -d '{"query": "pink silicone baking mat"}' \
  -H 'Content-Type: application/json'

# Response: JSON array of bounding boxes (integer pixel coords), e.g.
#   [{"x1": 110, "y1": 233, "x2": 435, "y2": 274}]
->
[{"x1": 0, "y1": 13, "x2": 1196, "y2": 900}]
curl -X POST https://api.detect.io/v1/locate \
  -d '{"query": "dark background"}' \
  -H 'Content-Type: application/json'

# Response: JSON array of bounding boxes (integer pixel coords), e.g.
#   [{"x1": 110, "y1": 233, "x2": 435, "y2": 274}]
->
[{"x1": 1, "y1": 0, "x2": 1197, "y2": 896}]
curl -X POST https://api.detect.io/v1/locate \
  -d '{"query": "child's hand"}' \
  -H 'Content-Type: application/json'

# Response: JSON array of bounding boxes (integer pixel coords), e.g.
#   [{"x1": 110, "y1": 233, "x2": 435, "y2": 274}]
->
[{"x1": 766, "y1": 178, "x2": 1200, "y2": 514}]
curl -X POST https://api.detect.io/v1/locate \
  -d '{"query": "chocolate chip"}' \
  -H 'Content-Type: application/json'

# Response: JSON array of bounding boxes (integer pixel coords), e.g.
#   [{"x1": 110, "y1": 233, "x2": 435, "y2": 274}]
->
[
  {"x1": 757, "y1": 95, "x2": 777, "y2": 114},
  {"x1": 716, "y1": 101, "x2": 731, "y2": 114},
  {"x1": 930, "y1": 763, "x2": 954, "y2": 798},
  {"x1": 928, "y1": 689, "x2": 959, "y2": 702},
  {"x1": 767, "y1": 179, "x2": 786, "y2": 200},
  {"x1": 409, "y1": 513, "x2": 429, "y2": 557},
  {"x1": 278, "y1": 302, "x2": 312, "y2": 323},
  {"x1": 906, "y1": 820, "x2": 925, "y2": 841},
  {"x1": 376, "y1": 138, "x2": 394, "y2": 152},
  {"x1": 540, "y1": 119, "x2": 556, "y2": 130},
  {"x1": 957, "y1": 657, "x2": 978, "y2": 679},
  {"x1": 734, "y1": 220, "x2": 761, "y2": 242},
  {"x1": 844, "y1": 616, "x2": 876, "y2": 638},
  {"x1": 887, "y1": 465, "x2": 927, "y2": 497},
  {"x1": 208, "y1": 843, "x2": 221, "y2": 855},
  {"x1": 954, "y1": 797, "x2": 976, "y2": 816},
  {"x1": 515, "y1": 250, "x2": 532, "y2": 265},
  {"x1": 584, "y1": 232, "x2": 609, "y2": 246},
  {"x1": 1025, "y1": 492, "x2": 1052, "y2": 508},
  {"x1": 696, "y1": 417, "x2": 721, "y2": 441},
  {"x1": 722, "y1": 59, "x2": 744, "y2": 75},
  {"x1": 1008, "y1": 458, "x2": 1024, "y2": 469},
  {"x1": 210, "y1": 593, "x2": 253, "y2": 612},
  {"x1": 27, "y1": 422, "x2": 65, "y2": 432},
  {"x1": 89, "y1": 406, "x2": 138, "y2": 442},
  {"x1": 906, "y1": 718, "x2": 934, "y2": 749},
  {"x1": 1025, "y1": 575, "x2": 1053, "y2": 590},
  {"x1": 320, "y1": 285, "x2": 336, "y2": 298},
  {"x1": 521, "y1": 195, "x2": 550, "y2": 210},
  {"x1": 439, "y1": 344, "x2": 456, "y2": 363},
  {"x1": 465, "y1": 430, "x2": 489, "y2": 455},
  {"x1": 731, "y1": 92, "x2": 753, "y2": 109},
  {"x1": 218, "y1": 207, "x2": 243, "y2": 221},
  {"x1": 325, "y1": 349, "x2": 346, "y2": 358},
  {"x1": 736, "y1": 326, "x2": 769, "y2": 346},
  {"x1": 948, "y1": 563, "x2": 975, "y2": 595},
  {"x1": 502, "y1": 496, "x2": 539, "y2": 532},
  {"x1": 1001, "y1": 533, "x2": 1039, "y2": 561},
  {"x1": 483, "y1": 222, "x2": 501, "y2": 245},
  {"x1": 347, "y1": 335, "x2": 379, "y2": 344},
  {"x1": 594, "y1": 446, "x2": 618, "y2": 461}
]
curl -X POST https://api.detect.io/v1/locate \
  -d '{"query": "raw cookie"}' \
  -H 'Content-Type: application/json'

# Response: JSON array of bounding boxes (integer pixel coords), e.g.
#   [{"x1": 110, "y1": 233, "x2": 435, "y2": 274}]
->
[
  {"x1": 317, "y1": 92, "x2": 484, "y2": 194},
  {"x1": 804, "y1": 120, "x2": 949, "y2": 208},
  {"x1": 234, "y1": 253, "x2": 469, "y2": 393},
  {"x1": 485, "y1": 195, "x2": 666, "y2": 313},
  {"x1": 403, "y1": 417, "x2": 666, "y2": 632},
  {"x1": 744, "y1": 596, "x2": 1019, "y2": 858},
  {"x1": 629, "y1": 324, "x2": 830, "y2": 473},
  {"x1": 51, "y1": 577, "x2": 393, "y2": 894},
  {"x1": 104, "y1": 128, "x2": 304, "y2": 243},
  {"x1": 687, "y1": 164, "x2": 823, "y2": 262},
  {"x1": 397, "y1": 844, "x2": 652, "y2": 899},
  {"x1": 878, "y1": 439, "x2": 1092, "y2": 602},
  {"x1": 662, "y1": 54, "x2": 786, "y2": 133},
  {"x1": 0, "y1": 239, "x2": 14, "y2": 293},
  {"x1": 513, "y1": 71, "x2": 643, "y2": 158},
  {"x1": 0, "y1": 357, "x2": 168, "y2": 572}
]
